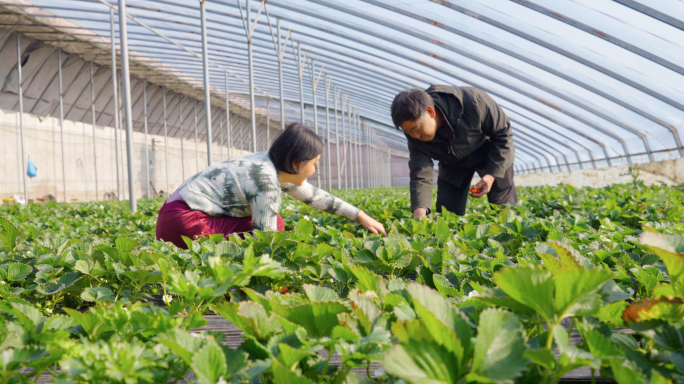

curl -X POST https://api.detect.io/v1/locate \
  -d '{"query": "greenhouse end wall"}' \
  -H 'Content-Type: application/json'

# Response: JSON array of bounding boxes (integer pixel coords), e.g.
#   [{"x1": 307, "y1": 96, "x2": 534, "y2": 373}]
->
[
  {"x1": 1, "y1": 108, "x2": 409, "y2": 203},
  {"x1": 512, "y1": 158, "x2": 684, "y2": 188},
  {"x1": 0, "y1": 108, "x2": 249, "y2": 203}
]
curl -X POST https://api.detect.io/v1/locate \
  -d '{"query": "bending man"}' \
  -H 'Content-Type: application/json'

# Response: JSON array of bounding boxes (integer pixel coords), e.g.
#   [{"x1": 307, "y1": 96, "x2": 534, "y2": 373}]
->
[{"x1": 391, "y1": 86, "x2": 517, "y2": 217}]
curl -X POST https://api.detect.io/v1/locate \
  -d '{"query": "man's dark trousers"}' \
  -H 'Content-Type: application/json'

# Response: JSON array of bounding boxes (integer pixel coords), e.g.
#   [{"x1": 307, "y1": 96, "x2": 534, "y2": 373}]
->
[{"x1": 436, "y1": 163, "x2": 518, "y2": 216}]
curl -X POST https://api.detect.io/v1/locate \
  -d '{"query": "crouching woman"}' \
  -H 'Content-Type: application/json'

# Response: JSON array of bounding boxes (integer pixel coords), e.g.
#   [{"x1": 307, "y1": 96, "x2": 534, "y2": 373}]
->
[{"x1": 156, "y1": 123, "x2": 386, "y2": 249}]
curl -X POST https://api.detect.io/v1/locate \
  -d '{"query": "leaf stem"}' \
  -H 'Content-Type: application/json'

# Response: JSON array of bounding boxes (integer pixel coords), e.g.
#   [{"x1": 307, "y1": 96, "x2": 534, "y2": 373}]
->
[{"x1": 322, "y1": 347, "x2": 333, "y2": 375}]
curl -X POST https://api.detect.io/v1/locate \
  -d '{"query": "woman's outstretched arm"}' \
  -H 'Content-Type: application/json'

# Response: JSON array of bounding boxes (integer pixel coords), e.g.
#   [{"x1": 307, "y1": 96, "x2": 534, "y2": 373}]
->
[{"x1": 281, "y1": 181, "x2": 386, "y2": 236}]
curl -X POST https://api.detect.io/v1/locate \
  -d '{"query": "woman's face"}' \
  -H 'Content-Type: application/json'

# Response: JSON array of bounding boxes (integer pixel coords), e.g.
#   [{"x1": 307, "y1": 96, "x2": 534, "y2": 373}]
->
[{"x1": 296, "y1": 155, "x2": 321, "y2": 179}]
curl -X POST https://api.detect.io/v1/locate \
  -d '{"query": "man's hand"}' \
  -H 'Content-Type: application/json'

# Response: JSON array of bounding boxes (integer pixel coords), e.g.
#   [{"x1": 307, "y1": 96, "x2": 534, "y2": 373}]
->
[
  {"x1": 413, "y1": 207, "x2": 428, "y2": 219},
  {"x1": 470, "y1": 174, "x2": 495, "y2": 198}
]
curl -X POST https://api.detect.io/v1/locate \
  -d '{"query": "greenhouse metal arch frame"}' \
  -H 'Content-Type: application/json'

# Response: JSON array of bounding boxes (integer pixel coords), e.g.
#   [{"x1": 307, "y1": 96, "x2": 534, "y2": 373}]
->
[{"x1": 2, "y1": 0, "x2": 684, "y2": 210}]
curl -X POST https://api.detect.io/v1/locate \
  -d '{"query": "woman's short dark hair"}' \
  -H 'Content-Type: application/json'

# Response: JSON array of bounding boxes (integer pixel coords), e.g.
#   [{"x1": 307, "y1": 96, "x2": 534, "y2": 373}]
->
[
  {"x1": 391, "y1": 88, "x2": 434, "y2": 129},
  {"x1": 269, "y1": 123, "x2": 324, "y2": 174}
]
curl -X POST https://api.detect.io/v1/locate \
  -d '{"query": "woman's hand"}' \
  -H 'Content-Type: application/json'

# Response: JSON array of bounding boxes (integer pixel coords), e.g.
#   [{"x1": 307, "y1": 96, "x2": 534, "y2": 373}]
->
[{"x1": 357, "y1": 211, "x2": 387, "y2": 237}]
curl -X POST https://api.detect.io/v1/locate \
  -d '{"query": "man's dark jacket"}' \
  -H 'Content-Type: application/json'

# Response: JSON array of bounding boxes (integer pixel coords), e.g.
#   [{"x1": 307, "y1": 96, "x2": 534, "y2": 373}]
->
[{"x1": 407, "y1": 85, "x2": 515, "y2": 211}]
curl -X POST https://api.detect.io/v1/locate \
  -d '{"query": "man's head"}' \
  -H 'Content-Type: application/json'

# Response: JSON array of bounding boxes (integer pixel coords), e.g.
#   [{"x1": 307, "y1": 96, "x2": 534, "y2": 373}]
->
[{"x1": 391, "y1": 88, "x2": 439, "y2": 142}]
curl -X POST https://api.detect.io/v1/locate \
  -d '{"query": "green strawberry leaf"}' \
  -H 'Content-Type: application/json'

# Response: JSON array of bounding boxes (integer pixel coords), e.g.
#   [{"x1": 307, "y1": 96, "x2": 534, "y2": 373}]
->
[
  {"x1": 471, "y1": 308, "x2": 528, "y2": 382},
  {"x1": 272, "y1": 359, "x2": 315, "y2": 384},
  {"x1": 80, "y1": 287, "x2": 114, "y2": 302},
  {"x1": 192, "y1": 340, "x2": 227, "y2": 384},
  {"x1": 494, "y1": 265, "x2": 555, "y2": 322},
  {"x1": 555, "y1": 269, "x2": 613, "y2": 319},
  {"x1": 276, "y1": 301, "x2": 349, "y2": 338},
  {"x1": 303, "y1": 284, "x2": 338, "y2": 302},
  {"x1": 7, "y1": 263, "x2": 32, "y2": 282},
  {"x1": 383, "y1": 338, "x2": 459, "y2": 384}
]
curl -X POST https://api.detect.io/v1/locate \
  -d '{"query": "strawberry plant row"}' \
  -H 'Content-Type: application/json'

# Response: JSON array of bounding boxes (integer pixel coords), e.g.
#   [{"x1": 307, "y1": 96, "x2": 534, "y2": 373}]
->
[{"x1": 0, "y1": 183, "x2": 683, "y2": 383}]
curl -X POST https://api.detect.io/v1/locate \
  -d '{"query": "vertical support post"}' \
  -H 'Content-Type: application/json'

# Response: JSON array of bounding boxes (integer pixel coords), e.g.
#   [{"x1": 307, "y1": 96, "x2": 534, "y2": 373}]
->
[
  {"x1": 375, "y1": 134, "x2": 379, "y2": 188},
  {"x1": 163, "y1": 87, "x2": 169, "y2": 195},
  {"x1": 371, "y1": 132, "x2": 375, "y2": 188},
  {"x1": 220, "y1": 110, "x2": 224, "y2": 161},
  {"x1": 354, "y1": 111, "x2": 359, "y2": 188},
  {"x1": 200, "y1": 0, "x2": 213, "y2": 165},
  {"x1": 324, "y1": 74, "x2": 331, "y2": 191},
  {"x1": 194, "y1": 100, "x2": 199, "y2": 172},
  {"x1": 333, "y1": 86, "x2": 341, "y2": 190},
  {"x1": 90, "y1": 62, "x2": 100, "y2": 200},
  {"x1": 387, "y1": 147, "x2": 391, "y2": 187},
  {"x1": 350, "y1": 104, "x2": 356, "y2": 189},
  {"x1": 355, "y1": 111, "x2": 359, "y2": 188},
  {"x1": 347, "y1": 102, "x2": 352, "y2": 189},
  {"x1": 371, "y1": 131, "x2": 375, "y2": 188},
  {"x1": 118, "y1": 0, "x2": 137, "y2": 212},
  {"x1": 110, "y1": 8, "x2": 121, "y2": 201},
  {"x1": 309, "y1": 59, "x2": 320, "y2": 187},
  {"x1": 374, "y1": 133, "x2": 377, "y2": 188},
  {"x1": 356, "y1": 115, "x2": 366, "y2": 186},
  {"x1": 179, "y1": 96, "x2": 186, "y2": 180},
  {"x1": 277, "y1": 19, "x2": 285, "y2": 132},
  {"x1": 352, "y1": 110, "x2": 357, "y2": 189},
  {"x1": 368, "y1": 121, "x2": 372, "y2": 188},
  {"x1": 358, "y1": 114, "x2": 362, "y2": 188},
  {"x1": 17, "y1": 32, "x2": 28, "y2": 204},
  {"x1": 224, "y1": 71, "x2": 231, "y2": 159},
  {"x1": 341, "y1": 95, "x2": 348, "y2": 191},
  {"x1": 378, "y1": 139, "x2": 381, "y2": 187},
  {"x1": 364, "y1": 118, "x2": 368, "y2": 188},
  {"x1": 142, "y1": 81, "x2": 150, "y2": 198},
  {"x1": 375, "y1": 134, "x2": 379, "y2": 187},
  {"x1": 267, "y1": 98, "x2": 270, "y2": 149},
  {"x1": 297, "y1": 43, "x2": 304, "y2": 124},
  {"x1": 118, "y1": 71, "x2": 126, "y2": 200},
  {"x1": 365, "y1": 122, "x2": 370, "y2": 188},
  {"x1": 384, "y1": 145, "x2": 387, "y2": 187},
  {"x1": 246, "y1": 0, "x2": 257, "y2": 153},
  {"x1": 384, "y1": 144, "x2": 387, "y2": 187},
  {"x1": 58, "y1": 49, "x2": 67, "y2": 203},
  {"x1": 363, "y1": 120, "x2": 368, "y2": 188},
  {"x1": 369, "y1": 129, "x2": 373, "y2": 188}
]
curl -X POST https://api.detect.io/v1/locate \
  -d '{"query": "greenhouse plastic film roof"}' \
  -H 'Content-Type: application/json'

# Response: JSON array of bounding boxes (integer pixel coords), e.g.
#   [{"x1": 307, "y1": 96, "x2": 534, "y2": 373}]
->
[{"x1": 2, "y1": 0, "x2": 684, "y2": 173}]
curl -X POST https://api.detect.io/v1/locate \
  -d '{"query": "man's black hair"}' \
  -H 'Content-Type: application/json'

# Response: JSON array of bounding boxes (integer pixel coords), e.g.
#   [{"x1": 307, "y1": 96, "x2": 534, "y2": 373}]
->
[
  {"x1": 390, "y1": 88, "x2": 434, "y2": 129},
  {"x1": 269, "y1": 123, "x2": 324, "y2": 174}
]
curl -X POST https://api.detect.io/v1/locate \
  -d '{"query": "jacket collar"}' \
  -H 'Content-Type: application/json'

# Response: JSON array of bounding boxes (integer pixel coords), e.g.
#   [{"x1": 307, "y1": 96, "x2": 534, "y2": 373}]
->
[{"x1": 426, "y1": 85, "x2": 465, "y2": 141}]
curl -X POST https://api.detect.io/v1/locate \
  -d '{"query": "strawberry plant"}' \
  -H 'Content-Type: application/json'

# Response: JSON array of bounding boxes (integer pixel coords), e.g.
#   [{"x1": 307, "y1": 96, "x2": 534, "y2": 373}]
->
[{"x1": 0, "y1": 183, "x2": 682, "y2": 383}]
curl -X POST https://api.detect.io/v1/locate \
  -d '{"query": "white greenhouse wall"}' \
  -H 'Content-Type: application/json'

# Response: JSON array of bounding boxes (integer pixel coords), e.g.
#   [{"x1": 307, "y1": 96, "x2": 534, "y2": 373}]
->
[
  {"x1": 0, "y1": 108, "x2": 251, "y2": 203},
  {"x1": 512, "y1": 158, "x2": 684, "y2": 188}
]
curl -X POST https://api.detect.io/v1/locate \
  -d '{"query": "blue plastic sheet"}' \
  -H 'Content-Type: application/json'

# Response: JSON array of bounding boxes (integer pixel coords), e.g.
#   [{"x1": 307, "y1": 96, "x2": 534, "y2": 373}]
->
[{"x1": 27, "y1": 156, "x2": 37, "y2": 178}]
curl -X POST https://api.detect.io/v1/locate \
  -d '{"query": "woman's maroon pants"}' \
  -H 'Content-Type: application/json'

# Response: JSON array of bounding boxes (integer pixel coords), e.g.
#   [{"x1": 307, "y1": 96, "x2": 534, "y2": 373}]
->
[{"x1": 155, "y1": 200, "x2": 285, "y2": 249}]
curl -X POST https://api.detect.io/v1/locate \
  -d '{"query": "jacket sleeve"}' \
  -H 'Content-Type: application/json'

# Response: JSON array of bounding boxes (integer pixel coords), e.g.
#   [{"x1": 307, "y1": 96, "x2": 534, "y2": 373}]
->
[
  {"x1": 408, "y1": 139, "x2": 434, "y2": 212},
  {"x1": 248, "y1": 187, "x2": 282, "y2": 232},
  {"x1": 478, "y1": 90, "x2": 515, "y2": 179},
  {"x1": 281, "y1": 181, "x2": 360, "y2": 220}
]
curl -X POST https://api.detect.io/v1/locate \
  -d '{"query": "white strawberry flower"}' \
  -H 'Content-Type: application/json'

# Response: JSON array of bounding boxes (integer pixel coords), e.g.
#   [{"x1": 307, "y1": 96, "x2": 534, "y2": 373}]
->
[
  {"x1": 468, "y1": 290, "x2": 479, "y2": 298},
  {"x1": 163, "y1": 294, "x2": 173, "y2": 304}
]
